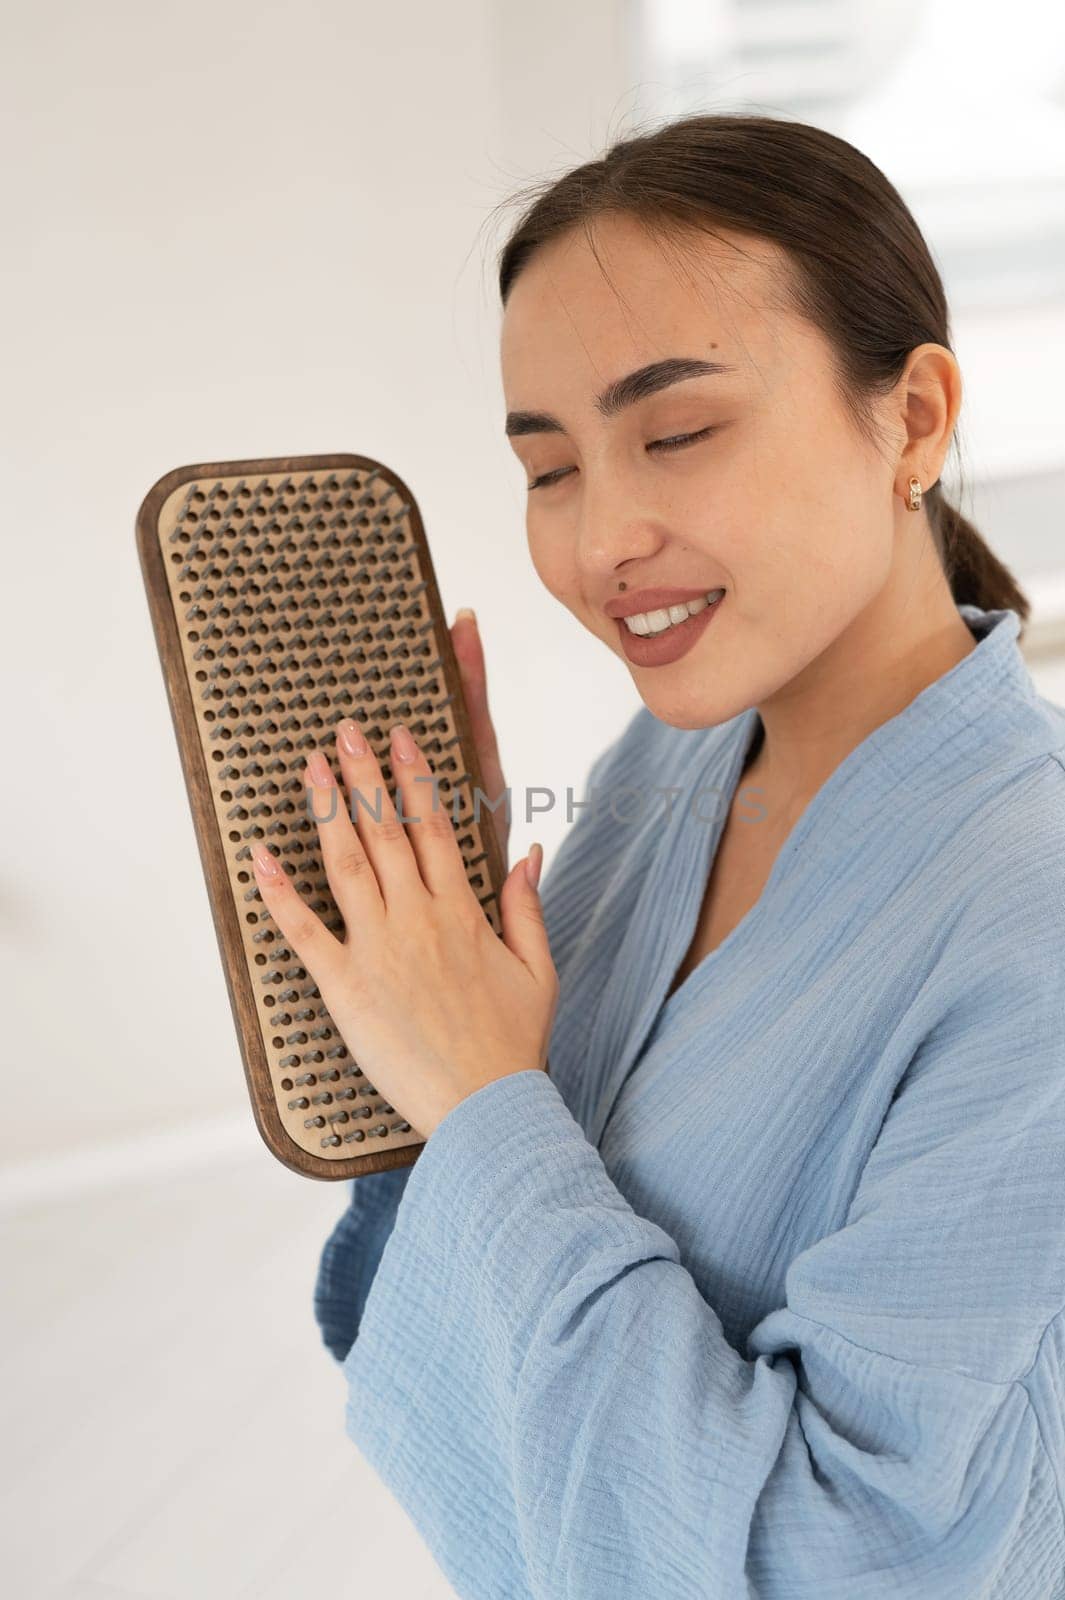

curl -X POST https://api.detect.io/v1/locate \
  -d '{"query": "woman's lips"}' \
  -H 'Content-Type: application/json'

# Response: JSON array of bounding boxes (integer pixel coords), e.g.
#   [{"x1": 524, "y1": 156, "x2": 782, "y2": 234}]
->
[{"x1": 615, "y1": 591, "x2": 725, "y2": 667}]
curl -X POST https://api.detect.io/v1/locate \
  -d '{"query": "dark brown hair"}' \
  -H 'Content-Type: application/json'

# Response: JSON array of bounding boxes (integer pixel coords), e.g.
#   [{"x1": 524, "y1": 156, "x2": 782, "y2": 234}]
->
[{"x1": 494, "y1": 112, "x2": 1029, "y2": 631}]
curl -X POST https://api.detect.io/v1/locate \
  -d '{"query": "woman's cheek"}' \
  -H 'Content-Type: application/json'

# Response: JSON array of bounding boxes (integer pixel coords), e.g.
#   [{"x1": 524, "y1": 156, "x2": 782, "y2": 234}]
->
[{"x1": 526, "y1": 534, "x2": 571, "y2": 607}]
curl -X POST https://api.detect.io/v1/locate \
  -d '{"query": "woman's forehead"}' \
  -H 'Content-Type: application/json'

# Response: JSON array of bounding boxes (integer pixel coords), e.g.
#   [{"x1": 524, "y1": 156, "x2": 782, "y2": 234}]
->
[{"x1": 499, "y1": 226, "x2": 795, "y2": 385}]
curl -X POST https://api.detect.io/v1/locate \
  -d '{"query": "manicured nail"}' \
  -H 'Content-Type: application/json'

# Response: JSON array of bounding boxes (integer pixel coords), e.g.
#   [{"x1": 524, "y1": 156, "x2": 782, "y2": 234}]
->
[
  {"x1": 307, "y1": 750, "x2": 334, "y2": 786},
  {"x1": 252, "y1": 842, "x2": 279, "y2": 876},
  {"x1": 338, "y1": 718, "x2": 369, "y2": 757},
  {"x1": 392, "y1": 723, "x2": 418, "y2": 763},
  {"x1": 525, "y1": 841, "x2": 543, "y2": 890}
]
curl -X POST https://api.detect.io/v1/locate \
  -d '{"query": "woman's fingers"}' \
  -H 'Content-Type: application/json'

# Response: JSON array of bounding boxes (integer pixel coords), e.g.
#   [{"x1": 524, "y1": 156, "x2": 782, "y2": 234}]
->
[
  {"x1": 328, "y1": 717, "x2": 471, "y2": 905},
  {"x1": 451, "y1": 609, "x2": 510, "y2": 869},
  {"x1": 250, "y1": 838, "x2": 345, "y2": 992},
  {"x1": 307, "y1": 736, "x2": 419, "y2": 918},
  {"x1": 384, "y1": 721, "x2": 476, "y2": 900},
  {"x1": 262, "y1": 701, "x2": 509, "y2": 1006},
  {"x1": 302, "y1": 748, "x2": 390, "y2": 928}
]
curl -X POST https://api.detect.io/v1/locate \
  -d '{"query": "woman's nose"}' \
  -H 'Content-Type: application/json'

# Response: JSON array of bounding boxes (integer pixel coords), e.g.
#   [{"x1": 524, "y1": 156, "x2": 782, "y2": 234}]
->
[{"x1": 573, "y1": 480, "x2": 666, "y2": 580}]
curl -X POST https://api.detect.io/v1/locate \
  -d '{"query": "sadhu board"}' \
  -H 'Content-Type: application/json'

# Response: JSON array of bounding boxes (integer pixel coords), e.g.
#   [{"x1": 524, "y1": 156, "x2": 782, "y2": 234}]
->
[{"x1": 136, "y1": 454, "x2": 510, "y2": 1180}]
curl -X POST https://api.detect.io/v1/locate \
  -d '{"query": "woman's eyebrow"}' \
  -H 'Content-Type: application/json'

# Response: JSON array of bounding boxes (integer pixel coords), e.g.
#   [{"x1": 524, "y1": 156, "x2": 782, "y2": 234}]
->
[{"x1": 504, "y1": 356, "x2": 738, "y2": 438}]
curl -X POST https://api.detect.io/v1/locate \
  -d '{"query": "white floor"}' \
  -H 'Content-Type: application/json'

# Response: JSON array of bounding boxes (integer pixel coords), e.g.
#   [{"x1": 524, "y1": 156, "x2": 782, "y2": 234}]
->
[{"x1": 0, "y1": 1148, "x2": 456, "y2": 1600}]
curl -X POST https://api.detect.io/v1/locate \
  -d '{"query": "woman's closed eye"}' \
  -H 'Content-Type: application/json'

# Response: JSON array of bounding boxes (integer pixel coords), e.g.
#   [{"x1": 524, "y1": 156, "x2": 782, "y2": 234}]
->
[{"x1": 526, "y1": 426, "x2": 720, "y2": 491}]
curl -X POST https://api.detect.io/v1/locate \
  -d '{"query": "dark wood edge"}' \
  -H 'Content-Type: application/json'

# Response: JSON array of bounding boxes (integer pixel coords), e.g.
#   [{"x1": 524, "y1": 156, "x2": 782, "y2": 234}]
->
[{"x1": 134, "y1": 453, "x2": 510, "y2": 1180}]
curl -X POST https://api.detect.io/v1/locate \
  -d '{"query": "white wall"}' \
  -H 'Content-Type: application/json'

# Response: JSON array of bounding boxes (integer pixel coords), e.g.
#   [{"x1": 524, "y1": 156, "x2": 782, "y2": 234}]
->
[{"x1": 0, "y1": 0, "x2": 638, "y2": 1174}]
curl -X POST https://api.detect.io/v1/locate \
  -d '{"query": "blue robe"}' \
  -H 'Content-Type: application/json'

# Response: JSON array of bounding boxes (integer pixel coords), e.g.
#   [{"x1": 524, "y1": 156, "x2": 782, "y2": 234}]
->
[{"x1": 314, "y1": 603, "x2": 1065, "y2": 1598}]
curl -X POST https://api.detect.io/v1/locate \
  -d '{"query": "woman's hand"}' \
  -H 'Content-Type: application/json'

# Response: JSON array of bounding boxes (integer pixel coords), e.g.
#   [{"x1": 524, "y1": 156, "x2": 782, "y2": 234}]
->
[
  {"x1": 450, "y1": 608, "x2": 510, "y2": 872},
  {"x1": 250, "y1": 718, "x2": 556, "y2": 1142}
]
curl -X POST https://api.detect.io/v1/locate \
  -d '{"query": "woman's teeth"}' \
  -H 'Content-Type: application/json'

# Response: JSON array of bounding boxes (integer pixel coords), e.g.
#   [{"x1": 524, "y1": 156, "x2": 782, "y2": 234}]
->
[{"x1": 623, "y1": 588, "x2": 725, "y2": 636}]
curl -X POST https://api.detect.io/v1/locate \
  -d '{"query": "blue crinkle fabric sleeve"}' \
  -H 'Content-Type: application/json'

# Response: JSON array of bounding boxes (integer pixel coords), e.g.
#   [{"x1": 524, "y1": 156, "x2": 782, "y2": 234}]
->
[{"x1": 313, "y1": 1164, "x2": 412, "y2": 1364}]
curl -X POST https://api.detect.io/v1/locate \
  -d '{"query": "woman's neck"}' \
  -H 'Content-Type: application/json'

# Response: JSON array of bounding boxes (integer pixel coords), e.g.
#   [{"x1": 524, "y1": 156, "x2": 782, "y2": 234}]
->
[{"x1": 736, "y1": 595, "x2": 977, "y2": 815}]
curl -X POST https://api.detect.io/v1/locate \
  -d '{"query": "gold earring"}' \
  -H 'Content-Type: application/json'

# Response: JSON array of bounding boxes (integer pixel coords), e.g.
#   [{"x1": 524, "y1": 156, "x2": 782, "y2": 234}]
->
[{"x1": 907, "y1": 475, "x2": 923, "y2": 512}]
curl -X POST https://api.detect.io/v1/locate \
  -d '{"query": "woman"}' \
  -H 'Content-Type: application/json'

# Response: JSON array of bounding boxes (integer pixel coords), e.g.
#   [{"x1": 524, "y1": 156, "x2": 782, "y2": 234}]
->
[{"x1": 266, "y1": 115, "x2": 1065, "y2": 1595}]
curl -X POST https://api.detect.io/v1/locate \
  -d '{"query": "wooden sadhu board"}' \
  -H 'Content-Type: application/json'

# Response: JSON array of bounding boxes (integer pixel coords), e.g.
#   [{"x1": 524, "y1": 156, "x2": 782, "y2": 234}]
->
[{"x1": 136, "y1": 454, "x2": 509, "y2": 1180}]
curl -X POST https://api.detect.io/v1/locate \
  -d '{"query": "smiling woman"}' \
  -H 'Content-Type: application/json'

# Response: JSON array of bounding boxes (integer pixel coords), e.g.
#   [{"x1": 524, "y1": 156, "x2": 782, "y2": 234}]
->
[
  {"x1": 313, "y1": 112, "x2": 1065, "y2": 1599},
  {"x1": 498, "y1": 204, "x2": 1005, "y2": 745}
]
